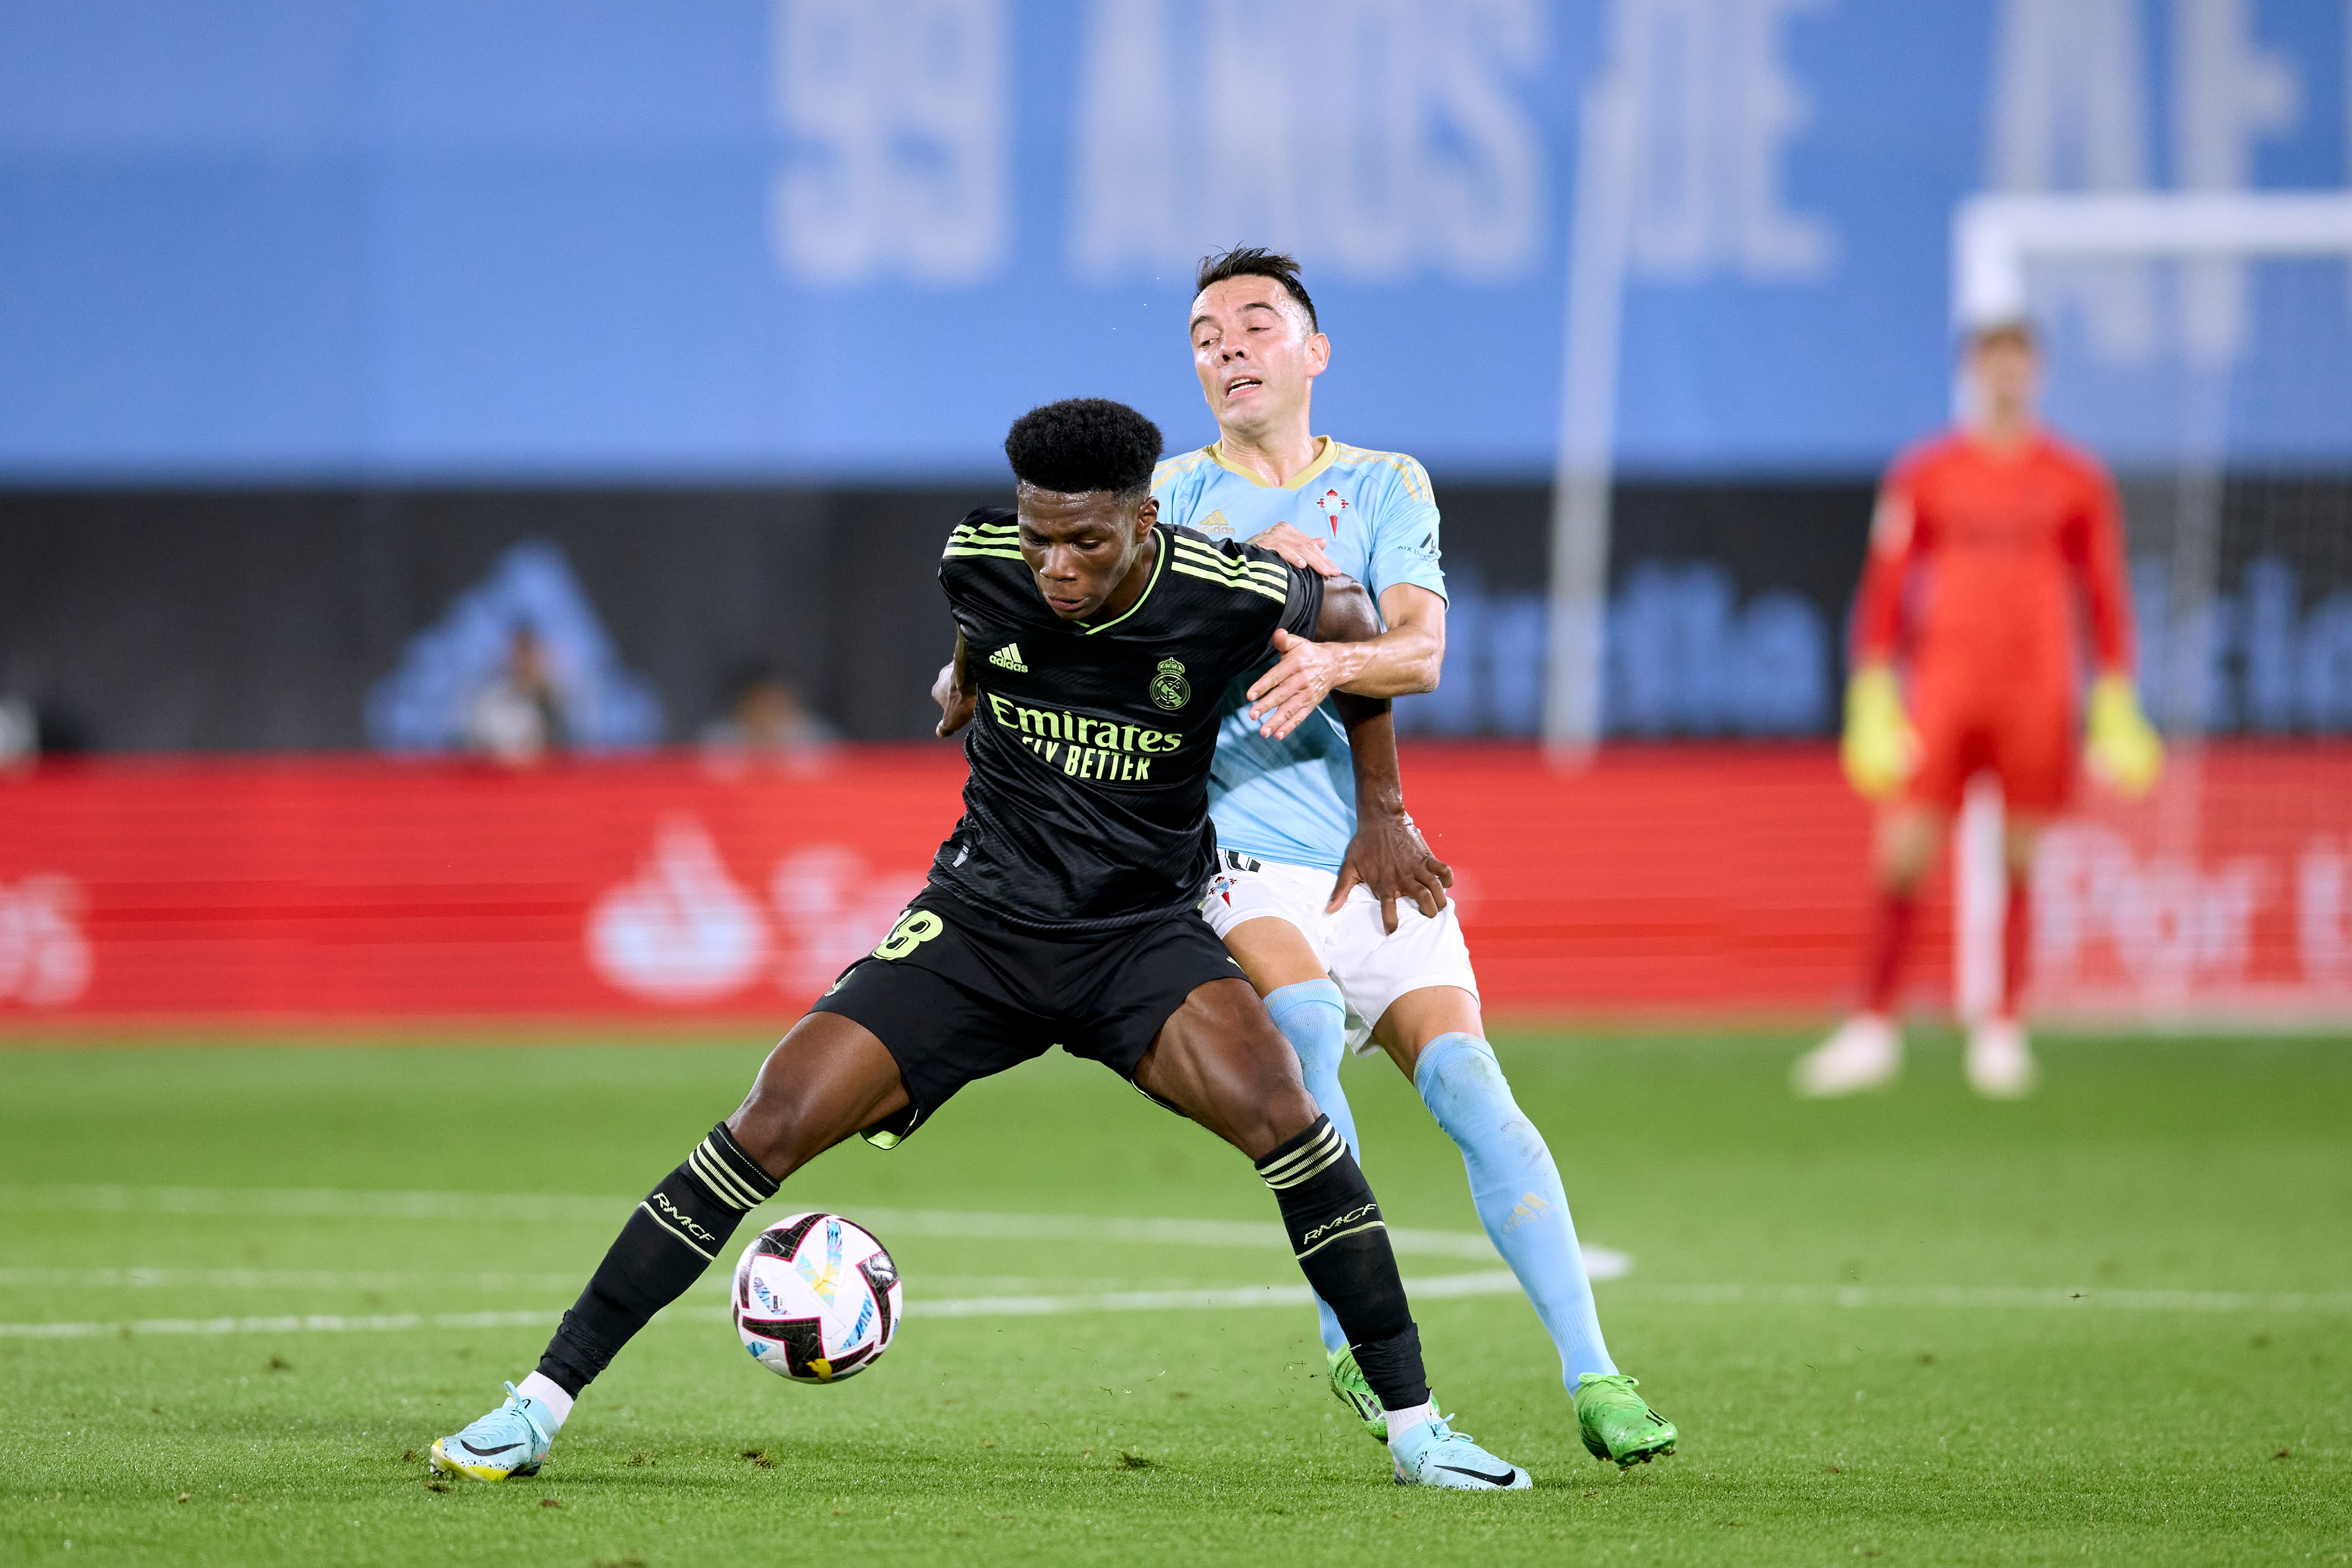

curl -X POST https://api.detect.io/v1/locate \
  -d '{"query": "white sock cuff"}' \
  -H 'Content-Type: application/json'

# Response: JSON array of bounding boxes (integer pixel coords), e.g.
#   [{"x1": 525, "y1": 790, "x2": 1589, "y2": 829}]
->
[
  {"x1": 516, "y1": 1371, "x2": 574, "y2": 1428},
  {"x1": 1383, "y1": 1399, "x2": 1438, "y2": 1447}
]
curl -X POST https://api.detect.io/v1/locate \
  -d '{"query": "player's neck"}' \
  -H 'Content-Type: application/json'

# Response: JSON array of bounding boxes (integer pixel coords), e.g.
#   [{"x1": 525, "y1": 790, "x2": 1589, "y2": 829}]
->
[
  {"x1": 1215, "y1": 422, "x2": 1325, "y2": 488},
  {"x1": 1090, "y1": 528, "x2": 1161, "y2": 622},
  {"x1": 1966, "y1": 411, "x2": 2036, "y2": 455}
]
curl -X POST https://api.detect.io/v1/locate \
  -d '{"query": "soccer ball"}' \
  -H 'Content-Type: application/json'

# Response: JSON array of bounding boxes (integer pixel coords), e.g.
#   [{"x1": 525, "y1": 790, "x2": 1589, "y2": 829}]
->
[{"x1": 731, "y1": 1212, "x2": 902, "y2": 1384}]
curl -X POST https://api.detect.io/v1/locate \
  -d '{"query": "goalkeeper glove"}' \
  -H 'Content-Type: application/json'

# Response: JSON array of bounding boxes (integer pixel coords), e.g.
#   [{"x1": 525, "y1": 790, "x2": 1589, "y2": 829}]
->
[
  {"x1": 2084, "y1": 673, "x2": 2163, "y2": 797},
  {"x1": 1840, "y1": 664, "x2": 1917, "y2": 801}
]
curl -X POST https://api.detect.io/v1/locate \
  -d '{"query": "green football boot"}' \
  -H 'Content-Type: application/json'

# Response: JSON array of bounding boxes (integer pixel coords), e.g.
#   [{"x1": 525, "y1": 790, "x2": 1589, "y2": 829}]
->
[
  {"x1": 1574, "y1": 1373, "x2": 1677, "y2": 1467},
  {"x1": 1328, "y1": 1346, "x2": 1389, "y2": 1443}
]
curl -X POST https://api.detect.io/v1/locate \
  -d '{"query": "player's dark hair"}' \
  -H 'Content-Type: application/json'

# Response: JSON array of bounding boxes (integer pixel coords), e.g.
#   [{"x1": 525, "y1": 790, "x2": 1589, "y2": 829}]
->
[
  {"x1": 1003, "y1": 398, "x2": 1163, "y2": 499},
  {"x1": 1968, "y1": 316, "x2": 2038, "y2": 354},
  {"x1": 1194, "y1": 246, "x2": 1318, "y2": 332}
]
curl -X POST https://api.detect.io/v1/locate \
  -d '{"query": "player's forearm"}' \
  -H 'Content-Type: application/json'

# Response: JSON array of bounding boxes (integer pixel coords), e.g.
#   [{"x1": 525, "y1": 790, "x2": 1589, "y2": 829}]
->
[
  {"x1": 2084, "y1": 582, "x2": 2136, "y2": 674},
  {"x1": 933, "y1": 629, "x2": 977, "y2": 737},
  {"x1": 1335, "y1": 695, "x2": 1405, "y2": 815},
  {"x1": 1330, "y1": 625, "x2": 1442, "y2": 699},
  {"x1": 1851, "y1": 507, "x2": 1910, "y2": 663},
  {"x1": 1850, "y1": 566, "x2": 1904, "y2": 667}
]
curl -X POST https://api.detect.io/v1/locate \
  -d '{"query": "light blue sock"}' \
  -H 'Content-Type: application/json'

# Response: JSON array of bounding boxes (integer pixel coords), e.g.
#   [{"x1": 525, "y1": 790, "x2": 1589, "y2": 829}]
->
[
  {"x1": 1414, "y1": 1031, "x2": 1617, "y2": 1389},
  {"x1": 1263, "y1": 979, "x2": 1357, "y2": 1360}
]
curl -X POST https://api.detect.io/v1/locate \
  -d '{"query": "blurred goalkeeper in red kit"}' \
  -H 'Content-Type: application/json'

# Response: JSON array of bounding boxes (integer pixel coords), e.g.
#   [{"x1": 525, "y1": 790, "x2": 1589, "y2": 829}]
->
[{"x1": 1793, "y1": 320, "x2": 2165, "y2": 1100}]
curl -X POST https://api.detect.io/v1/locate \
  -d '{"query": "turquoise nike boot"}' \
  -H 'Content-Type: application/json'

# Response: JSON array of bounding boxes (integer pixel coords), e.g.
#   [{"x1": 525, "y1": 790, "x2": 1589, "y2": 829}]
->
[{"x1": 430, "y1": 1382, "x2": 558, "y2": 1481}]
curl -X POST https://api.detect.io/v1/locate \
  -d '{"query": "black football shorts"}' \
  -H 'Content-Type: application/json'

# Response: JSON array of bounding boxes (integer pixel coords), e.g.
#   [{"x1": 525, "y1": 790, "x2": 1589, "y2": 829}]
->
[{"x1": 808, "y1": 887, "x2": 1248, "y2": 1145}]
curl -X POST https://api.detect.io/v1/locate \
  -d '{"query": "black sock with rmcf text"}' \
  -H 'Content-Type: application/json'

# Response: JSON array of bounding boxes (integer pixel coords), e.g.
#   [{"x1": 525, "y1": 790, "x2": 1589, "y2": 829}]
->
[
  {"x1": 1255, "y1": 1114, "x2": 1430, "y2": 1410},
  {"x1": 534, "y1": 1122, "x2": 780, "y2": 1398}
]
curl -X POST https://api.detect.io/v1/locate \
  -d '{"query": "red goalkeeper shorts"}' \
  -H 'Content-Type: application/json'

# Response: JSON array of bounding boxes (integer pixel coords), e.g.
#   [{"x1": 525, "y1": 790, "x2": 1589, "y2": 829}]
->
[{"x1": 1904, "y1": 671, "x2": 2076, "y2": 814}]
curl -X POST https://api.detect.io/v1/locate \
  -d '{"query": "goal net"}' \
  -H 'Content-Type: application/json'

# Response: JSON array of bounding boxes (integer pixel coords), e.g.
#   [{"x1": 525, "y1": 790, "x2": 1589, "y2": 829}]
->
[{"x1": 1949, "y1": 193, "x2": 2352, "y2": 1027}]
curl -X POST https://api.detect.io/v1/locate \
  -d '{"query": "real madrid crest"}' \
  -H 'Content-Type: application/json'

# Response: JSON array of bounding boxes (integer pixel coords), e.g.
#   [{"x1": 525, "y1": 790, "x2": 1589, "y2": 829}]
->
[{"x1": 1149, "y1": 657, "x2": 1191, "y2": 711}]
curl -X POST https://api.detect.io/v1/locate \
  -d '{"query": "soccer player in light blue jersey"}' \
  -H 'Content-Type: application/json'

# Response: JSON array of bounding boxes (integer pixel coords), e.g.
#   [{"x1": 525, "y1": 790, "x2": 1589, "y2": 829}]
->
[{"x1": 1155, "y1": 248, "x2": 1678, "y2": 1468}]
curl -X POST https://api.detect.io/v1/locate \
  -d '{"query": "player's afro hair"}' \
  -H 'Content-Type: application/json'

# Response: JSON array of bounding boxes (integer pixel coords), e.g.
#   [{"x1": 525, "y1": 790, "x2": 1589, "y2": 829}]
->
[{"x1": 1003, "y1": 398, "x2": 1163, "y2": 498}]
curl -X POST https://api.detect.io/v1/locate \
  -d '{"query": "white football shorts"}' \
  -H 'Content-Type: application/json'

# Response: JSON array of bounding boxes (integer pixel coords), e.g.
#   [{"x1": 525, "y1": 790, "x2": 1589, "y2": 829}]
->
[{"x1": 1198, "y1": 848, "x2": 1480, "y2": 1057}]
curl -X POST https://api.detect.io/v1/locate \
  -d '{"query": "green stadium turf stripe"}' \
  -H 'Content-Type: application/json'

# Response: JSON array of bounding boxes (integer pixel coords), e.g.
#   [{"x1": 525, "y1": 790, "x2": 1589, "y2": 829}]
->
[
  {"x1": 0, "y1": 1185, "x2": 1533, "y2": 1264},
  {"x1": 910, "y1": 1270, "x2": 1517, "y2": 1319},
  {"x1": 6, "y1": 1277, "x2": 2350, "y2": 1340},
  {"x1": 0, "y1": 1271, "x2": 1529, "y2": 1339},
  {"x1": 1600, "y1": 1282, "x2": 2352, "y2": 1313}
]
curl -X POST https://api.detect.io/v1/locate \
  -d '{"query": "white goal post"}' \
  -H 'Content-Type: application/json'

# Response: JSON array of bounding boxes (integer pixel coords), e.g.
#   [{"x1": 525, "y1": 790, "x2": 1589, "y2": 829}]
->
[
  {"x1": 1952, "y1": 191, "x2": 2352, "y2": 327},
  {"x1": 1949, "y1": 189, "x2": 2352, "y2": 1023}
]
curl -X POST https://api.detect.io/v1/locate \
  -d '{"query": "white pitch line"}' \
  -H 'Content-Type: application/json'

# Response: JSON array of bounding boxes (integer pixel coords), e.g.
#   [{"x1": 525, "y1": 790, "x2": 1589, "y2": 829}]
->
[
  {"x1": 0, "y1": 1267, "x2": 592, "y2": 1294},
  {"x1": 0, "y1": 1310, "x2": 559, "y2": 1341},
  {"x1": 0, "y1": 1268, "x2": 1213, "y2": 1297},
  {"x1": 0, "y1": 1183, "x2": 638, "y2": 1224},
  {"x1": 7, "y1": 1274, "x2": 2349, "y2": 1342},
  {"x1": 0, "y1": 1184, "x2": 1629, "y2": 1274},
  {"x1": 0, "y1": 1271, "x2": 1526, "y2": 1340},
  {"x1": 1611, "y1": 1282, "x2": 2352, "y2": 1314}
]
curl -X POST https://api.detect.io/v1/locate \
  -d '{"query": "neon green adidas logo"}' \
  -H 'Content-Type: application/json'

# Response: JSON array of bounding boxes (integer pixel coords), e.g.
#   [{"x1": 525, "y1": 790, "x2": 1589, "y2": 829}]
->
[{"x1": 988, "y1": 644, "x2": 1029, "y2": 673}]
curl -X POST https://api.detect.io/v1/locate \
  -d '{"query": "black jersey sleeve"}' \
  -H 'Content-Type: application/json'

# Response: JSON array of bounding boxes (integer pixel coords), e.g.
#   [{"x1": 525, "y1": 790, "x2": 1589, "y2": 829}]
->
[
  {"x1": 938, "y1": 507, "x2": 1026, "y2": 623},
  {"x1": 1273, "y1": 545, "x2": 1324, "y2": 641}
]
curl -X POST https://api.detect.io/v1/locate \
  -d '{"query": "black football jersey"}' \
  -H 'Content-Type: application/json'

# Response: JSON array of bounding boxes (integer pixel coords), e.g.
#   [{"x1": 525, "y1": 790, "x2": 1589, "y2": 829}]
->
[{"x1": 930, "y1": 507, "x2": 1324, "y2": 932}]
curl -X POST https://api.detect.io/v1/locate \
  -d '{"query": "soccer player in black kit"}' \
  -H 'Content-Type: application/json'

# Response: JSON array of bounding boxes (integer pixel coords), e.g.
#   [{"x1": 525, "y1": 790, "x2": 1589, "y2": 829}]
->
[{"x1": 432, "y1": 398, "x2": 1532, "y2": 1490}]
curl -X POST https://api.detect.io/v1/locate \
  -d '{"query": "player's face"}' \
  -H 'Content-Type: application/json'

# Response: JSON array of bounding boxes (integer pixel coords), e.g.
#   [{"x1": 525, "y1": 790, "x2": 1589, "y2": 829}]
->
[
  {"x1": 1015, "y1": 485, "x2": 1160, "y2": 620},
  {"x1": 1188, "y1": 278, "x2": 1329, "y2": 440},
  {"x1": 1970, "y1": 337, "x2": 2038, "y2": 420}
]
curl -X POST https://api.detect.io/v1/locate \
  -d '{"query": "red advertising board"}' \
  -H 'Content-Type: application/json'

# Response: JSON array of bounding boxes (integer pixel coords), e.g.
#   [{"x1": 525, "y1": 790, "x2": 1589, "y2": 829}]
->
[{"x1": 1, "y1": 746, "x2": 2346, "y2": 1028}]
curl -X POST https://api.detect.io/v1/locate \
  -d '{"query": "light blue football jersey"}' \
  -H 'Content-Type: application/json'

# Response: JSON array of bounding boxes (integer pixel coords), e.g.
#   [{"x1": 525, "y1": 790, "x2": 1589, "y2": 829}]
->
[{"x1": 1151, "y1": 438, "x2": 1446, "y2": 871}]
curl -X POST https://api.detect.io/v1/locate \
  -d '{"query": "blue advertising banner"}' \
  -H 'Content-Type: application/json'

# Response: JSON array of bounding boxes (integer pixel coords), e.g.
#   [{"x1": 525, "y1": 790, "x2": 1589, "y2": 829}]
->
[{"x1": 0, "y1": 0, "x2": 2346, "y2": 482}]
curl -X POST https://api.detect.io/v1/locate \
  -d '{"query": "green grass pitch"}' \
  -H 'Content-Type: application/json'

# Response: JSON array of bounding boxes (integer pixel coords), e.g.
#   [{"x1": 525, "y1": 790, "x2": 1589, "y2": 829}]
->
[{"x1": 2, "y1": 1029, "x2": 2347, "y2": 1566}]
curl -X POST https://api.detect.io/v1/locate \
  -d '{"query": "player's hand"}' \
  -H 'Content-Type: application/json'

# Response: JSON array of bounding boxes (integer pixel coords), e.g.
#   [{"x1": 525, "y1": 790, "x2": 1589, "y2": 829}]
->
[
  {"x1": 1246, "y1": 630, "x2": 1367, "y2": 740},
  {"x1": 1249, "y1": 521, "x2": 1343, "y2": 578},
  {"x1": 1840, "y1": 664, "x2": 1917, "y2": 800},
  {"x1": 932, "y1": 660, "x2": 977, "y2": 738},
  {"x1": 1332, "y1": 808, "x2": 1452, "y2": 933},
  {"x1": 2084, "y1": 673, "x2": 2163, "y2": 797}
]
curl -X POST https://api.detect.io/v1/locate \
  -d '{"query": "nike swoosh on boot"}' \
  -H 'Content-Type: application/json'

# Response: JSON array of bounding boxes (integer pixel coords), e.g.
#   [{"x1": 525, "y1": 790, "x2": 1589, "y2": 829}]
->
[{"x1": 1435, "y1": 1462, "x2": 1520, "y2": 1486}]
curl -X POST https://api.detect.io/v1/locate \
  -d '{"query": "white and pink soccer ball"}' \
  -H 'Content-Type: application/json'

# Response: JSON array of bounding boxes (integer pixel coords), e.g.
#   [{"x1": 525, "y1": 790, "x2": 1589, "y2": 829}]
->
[{"x1": 731, "y1": 1212, "x2": 902, "y2": 1384}]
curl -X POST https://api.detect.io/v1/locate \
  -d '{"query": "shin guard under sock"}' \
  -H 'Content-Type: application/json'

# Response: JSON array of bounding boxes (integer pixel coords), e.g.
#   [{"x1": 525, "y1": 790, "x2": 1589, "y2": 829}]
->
[
  {"x1": 1415, "y1": 1032, "x2": 1617, "y2": 1388},
  {"x1": 1254, "y1": 1114, "x2": 1428, "y2": 1410},
  {"x1": 1262, "y1": 979, "x2": 1358, "y2": 1360},
  {"x1": 535, "y1": 1122, "x2": 780, "y2": 1397}
]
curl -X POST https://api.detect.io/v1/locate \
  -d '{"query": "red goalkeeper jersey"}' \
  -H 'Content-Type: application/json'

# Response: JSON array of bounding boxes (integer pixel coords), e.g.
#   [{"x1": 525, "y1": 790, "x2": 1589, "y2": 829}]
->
[{"x1": 1852, "y1": 430, "x2": 2135, "y2": 690}]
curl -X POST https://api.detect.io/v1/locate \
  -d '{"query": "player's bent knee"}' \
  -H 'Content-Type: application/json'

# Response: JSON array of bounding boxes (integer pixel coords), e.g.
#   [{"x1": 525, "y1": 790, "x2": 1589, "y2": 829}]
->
[
  {"x1": 1416, "y1": 1032, "x2": 1502, "y2": 1095},
  {"x1": 723, "y1": 1095, "x2": 824, "y2": 1182},
  {"x1": 726, "y1": 1015, "x2": 910, "y2": 1179},
  {"x1": 1247, "y1": 1085, "x2": 1323, "y2": 1158},
  {"x1": 1136, "y1": 977, "x2": 1326, "y2": 1156}
]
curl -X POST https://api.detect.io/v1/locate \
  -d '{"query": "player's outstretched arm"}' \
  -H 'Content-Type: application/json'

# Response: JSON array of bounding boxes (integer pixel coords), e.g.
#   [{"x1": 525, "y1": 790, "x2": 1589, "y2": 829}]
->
[
  {"x1": 1245, "y1": 575, "x2": 1380, "y2": 740},
  {"x1": 932, "y1": 629, "x2": 977, "y2": 738},
  {"x1": 1247, "y1": 523, "x2": 1446, "y2": 701},
  {"x1": 1328, "y1": 695, "x2": 1453, "y2": 931}
]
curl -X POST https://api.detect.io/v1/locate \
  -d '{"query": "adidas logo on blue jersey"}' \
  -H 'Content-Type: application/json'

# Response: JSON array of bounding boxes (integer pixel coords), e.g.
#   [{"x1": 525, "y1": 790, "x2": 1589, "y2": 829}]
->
[{"x1": 988, "y1": 643, "x2": 1028, "y2": 673}]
